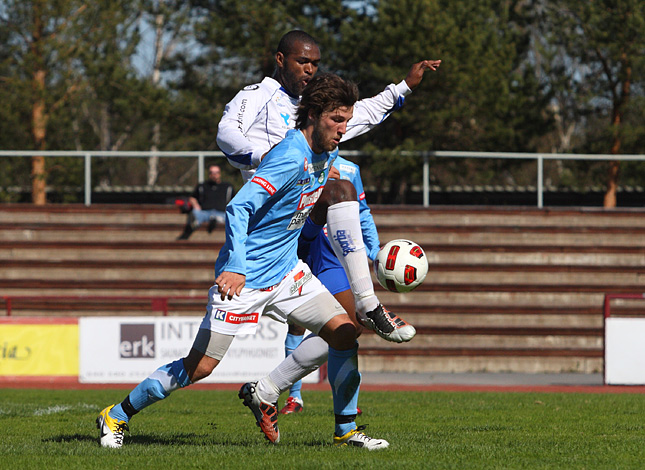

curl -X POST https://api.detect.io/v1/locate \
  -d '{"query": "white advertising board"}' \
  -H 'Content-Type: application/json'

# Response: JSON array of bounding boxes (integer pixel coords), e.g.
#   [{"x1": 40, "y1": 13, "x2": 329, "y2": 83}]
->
[
  {"x1": 79, "y1": 316, "x2": 319, "y2": 384},
  {"x1": 605, "y1": 317, "x2": 645, "y2": 385}
]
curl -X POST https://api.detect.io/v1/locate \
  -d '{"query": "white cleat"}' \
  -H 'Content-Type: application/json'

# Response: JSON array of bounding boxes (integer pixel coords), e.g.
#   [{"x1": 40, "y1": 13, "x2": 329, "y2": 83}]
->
[
  {"x1": 96, "y1": 405, "x2": 129, "y2": 448},
  {"x1": 358, "y1": 304, "x2": 416, "y2": 343},
  {"x1": 333, "y1": 425, "x2": 389, "y2": 450}
]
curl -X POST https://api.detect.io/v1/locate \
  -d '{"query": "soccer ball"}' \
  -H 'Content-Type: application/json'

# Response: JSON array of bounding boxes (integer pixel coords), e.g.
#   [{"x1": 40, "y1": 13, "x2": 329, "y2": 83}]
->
[{"x1": 374, "y1": 239, "x2": 428, "y2": 293}]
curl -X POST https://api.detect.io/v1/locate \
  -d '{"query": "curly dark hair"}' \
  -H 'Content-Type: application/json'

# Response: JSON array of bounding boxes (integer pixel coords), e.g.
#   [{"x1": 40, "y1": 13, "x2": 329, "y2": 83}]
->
[{"x1": 295, "y1": 73, "x2": 359, "y2": 130}]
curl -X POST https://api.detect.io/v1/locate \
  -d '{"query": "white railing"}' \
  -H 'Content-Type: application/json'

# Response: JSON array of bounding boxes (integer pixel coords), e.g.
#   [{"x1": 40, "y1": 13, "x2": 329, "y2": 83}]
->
[{"x1": 1, "y1": 150, "x2": 643, "y2": 208}]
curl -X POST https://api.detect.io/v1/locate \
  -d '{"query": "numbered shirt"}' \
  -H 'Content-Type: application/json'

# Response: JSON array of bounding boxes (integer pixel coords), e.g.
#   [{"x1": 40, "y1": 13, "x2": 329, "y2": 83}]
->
[
  {"x1": 214, "y1": 129, "x2": 336, "y2": 289},
  {"x1": 217, "y1": 76, "x2": 411, "y2": 182}
]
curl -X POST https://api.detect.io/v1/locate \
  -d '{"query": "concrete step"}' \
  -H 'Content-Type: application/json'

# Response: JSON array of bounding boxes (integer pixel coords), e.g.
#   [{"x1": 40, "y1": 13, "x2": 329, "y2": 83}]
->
[
  {"x1": 358, "y1": 355, "x2": 602, "y2": 374},
  {"x1": 3, "y1": 225, "x2": 644, "y2": 246},
  {"x1": 371, "y1": 206, "x2": 645, "y2": 228},
  {"x1": 5, "y1": 204, "x2": 645, "y2": 227}
]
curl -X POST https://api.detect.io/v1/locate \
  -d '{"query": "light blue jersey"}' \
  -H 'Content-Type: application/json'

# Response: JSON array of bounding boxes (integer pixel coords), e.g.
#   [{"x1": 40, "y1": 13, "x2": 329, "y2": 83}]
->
[{"x1": 214, "y1": 129, "x2": 336, "y2": 289}]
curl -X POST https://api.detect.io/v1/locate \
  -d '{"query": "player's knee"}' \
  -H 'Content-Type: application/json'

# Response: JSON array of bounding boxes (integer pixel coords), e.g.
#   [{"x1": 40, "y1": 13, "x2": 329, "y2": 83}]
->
[
  {"x1": 326, "y1": 321, "x2": 357, "y2": 350},
  {"x1": 324, "y1": 179, "x2": 356, "y2": 205},
  {"x1": 288, "y1": 323, "x2": 307, "y2": 336}
]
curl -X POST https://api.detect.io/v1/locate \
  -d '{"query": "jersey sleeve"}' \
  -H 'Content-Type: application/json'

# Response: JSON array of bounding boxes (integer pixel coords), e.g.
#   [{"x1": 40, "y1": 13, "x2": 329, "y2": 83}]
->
[
  {"x1": 342, "y1": 80, "x2": 412, "y2": 142},
  {"x1": 216, "y1": 86, "x2": 269, "y2": 171},
  {"x1": 219, "y1": 147, "x2": 300, "y2": 275}
]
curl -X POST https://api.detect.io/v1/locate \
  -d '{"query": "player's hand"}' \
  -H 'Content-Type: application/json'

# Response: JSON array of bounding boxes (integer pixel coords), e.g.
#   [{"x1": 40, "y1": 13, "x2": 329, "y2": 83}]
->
[
  {"x1": 404, "y1": 59, "x2": 441, "y2": 90},
  {"x1": 215, "y1": 271, "x2": 246, "y2": 300},
  {"x1": 329, "y1": 166, "x2": 341, "y2": 179}
]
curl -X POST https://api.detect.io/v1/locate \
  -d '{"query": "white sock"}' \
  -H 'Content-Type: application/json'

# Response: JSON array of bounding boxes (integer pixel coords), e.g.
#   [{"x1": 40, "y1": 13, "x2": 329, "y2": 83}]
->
[
  {"x1": 326, "y1": 201, "x2": 379, "y2": 314},
  {"x1": 257, "y1": 334, "x2": 328, "y2": 403}
]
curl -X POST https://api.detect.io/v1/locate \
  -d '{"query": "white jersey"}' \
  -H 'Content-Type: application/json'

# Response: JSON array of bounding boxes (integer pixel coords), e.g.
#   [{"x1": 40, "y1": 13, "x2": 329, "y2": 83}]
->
[{"x1": 217, "y1": 76, "x2": 412, "y2": 181}]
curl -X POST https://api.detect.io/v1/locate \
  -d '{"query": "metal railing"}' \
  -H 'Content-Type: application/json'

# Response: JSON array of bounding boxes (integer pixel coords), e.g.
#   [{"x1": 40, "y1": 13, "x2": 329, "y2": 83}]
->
[{"x1": 1, "y1": 150, "x2": 643, "y2": 208}]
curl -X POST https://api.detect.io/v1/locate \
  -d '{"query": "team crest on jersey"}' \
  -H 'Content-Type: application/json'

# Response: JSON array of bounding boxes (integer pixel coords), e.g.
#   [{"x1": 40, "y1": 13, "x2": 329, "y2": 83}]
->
[
  {"x1": 213, "y1": 308, "x2": 260, "y2": 325},
  {"x1": 290, "y1": 270, "x2": 312, "y2": 295}
]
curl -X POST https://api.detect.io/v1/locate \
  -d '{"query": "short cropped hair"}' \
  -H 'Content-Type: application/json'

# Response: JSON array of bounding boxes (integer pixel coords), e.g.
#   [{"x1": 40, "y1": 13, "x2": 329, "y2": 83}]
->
[
  {"x1": 277, "y1": 30, "x2": 318, "y2": 56},
  {"x1": 295, "y1": 73, "x2": 359, "y2": 130}
]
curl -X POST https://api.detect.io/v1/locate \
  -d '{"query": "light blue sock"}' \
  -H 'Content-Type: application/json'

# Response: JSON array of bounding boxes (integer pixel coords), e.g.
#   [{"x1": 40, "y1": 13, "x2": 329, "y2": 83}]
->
[
  {"x1": 109, "y1": 359, "x2": 191, "y2": 422},
  {"x1": 285, "y1": 332, "x2": 305, "y2": 400},
  {"x1": 327, "y1": 344, "x2": 361, "y2": 437}
]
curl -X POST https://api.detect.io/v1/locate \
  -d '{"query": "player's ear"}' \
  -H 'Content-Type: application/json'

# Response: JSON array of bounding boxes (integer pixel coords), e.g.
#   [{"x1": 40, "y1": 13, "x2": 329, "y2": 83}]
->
[
  {"x1": 307, "y1": 109, "x2": 317, "y2": 126},
  {"x1": 275, "y1": 52, "x2": 285, "y2": 69}
]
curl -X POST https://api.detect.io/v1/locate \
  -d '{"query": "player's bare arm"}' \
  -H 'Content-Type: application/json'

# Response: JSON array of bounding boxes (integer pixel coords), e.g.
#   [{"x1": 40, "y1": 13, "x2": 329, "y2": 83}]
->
[
  {"x1": 215, "y1": 271, "x2": 246, "y2": 300},
  {"x1": 404, "y1": 59, "x2": 442, "y2": 90}
]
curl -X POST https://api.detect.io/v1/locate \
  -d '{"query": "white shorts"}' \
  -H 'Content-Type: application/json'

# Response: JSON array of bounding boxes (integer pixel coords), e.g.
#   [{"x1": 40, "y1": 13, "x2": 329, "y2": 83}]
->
[{"x1": 200, "y1": 260, "x2": 346, "y2": 336}]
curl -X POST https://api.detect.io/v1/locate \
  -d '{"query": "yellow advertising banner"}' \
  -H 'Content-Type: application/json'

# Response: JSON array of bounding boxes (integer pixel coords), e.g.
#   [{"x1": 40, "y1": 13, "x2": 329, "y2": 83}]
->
[{"x1": 0, "y1": 323, "x2": 79, "y2": 376}]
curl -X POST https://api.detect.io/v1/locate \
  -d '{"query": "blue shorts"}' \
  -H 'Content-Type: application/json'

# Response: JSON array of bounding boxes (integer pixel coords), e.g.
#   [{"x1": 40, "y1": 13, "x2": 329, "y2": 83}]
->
[{"x1": 300, "y1": 229, "x2": 350, "y2": 296}]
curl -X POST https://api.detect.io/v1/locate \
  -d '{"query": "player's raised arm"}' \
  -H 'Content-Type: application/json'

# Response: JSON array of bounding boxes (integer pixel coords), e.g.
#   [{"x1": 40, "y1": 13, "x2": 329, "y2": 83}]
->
[
  {"x1": 342, "y1": 58, "x2": 441, "y2": 141},
  {"x1": 404, "y1": 59, "x2": 441, "y2": 90}
]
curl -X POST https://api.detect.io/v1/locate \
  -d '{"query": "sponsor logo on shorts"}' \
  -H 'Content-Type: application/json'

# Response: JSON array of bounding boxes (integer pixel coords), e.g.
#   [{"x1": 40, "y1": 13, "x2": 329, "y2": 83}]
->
[
  {"x1": 251, "y1": 176, "x2": 277, "y2": 195},
  {"x1": 213, "y1": 308, "x2": 260, "y2": 325},
  {"x1": 290, "y1": 270, "x2": 312, "y2": 295}
]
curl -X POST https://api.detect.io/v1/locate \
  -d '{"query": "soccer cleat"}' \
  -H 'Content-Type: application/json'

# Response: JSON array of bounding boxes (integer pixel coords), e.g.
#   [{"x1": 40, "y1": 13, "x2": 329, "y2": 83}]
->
[
  {"x1": 333, "y1": 425, "x2": 389, "y2": 450},
  {"x1": 239, "y1": 382, "x2": 280, "y2": 443},
  {"x1": 358, "y1": 304, "x2": 416, "y2": 343},
  {"x1": 96, "y1": 405, "x2": 129, "y2": 448},
  {"x1": 279, "y1": 396, "x2": 304, "y2": 415}
]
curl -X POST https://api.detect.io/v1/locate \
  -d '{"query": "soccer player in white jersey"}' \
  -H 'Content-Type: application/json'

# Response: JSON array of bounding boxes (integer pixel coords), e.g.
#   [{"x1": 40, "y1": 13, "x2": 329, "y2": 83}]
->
[
  {"x1": 217, "y1": 30, "x2": 440, "y2": 414},
  {"x1": 97, "y1": 73, "x2": 389, "y2": 450}
]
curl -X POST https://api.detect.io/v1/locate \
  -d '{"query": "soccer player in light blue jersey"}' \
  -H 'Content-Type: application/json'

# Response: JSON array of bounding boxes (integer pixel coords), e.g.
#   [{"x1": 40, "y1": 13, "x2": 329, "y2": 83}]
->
[
  {"x1": 97, "y1": 73, "x2": 388, "y2": 450},
  {"x1": 217, "y1": 30, "x2": 440, "y2": 415}
]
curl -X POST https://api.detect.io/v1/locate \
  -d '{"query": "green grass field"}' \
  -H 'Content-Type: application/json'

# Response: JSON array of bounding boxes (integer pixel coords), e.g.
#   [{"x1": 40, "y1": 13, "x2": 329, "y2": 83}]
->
[{"x1": 1, "y1": 388, "x2": 644, "y2": 469}]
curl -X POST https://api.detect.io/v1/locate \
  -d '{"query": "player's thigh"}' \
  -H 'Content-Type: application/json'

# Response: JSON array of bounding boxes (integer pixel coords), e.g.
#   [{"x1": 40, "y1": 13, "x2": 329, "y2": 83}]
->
[{"x1": 268, "y1": 260, "x2": 346, "y2": 335}]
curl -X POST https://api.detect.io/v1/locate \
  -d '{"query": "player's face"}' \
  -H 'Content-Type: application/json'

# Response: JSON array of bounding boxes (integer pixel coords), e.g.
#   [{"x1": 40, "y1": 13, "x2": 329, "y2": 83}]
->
[
  {"x1": 311, "y1": 106, "x2": 353, "y2": 153},
  {"x1": 276, "y1": 41, "x2": 321, "y2": 96}
]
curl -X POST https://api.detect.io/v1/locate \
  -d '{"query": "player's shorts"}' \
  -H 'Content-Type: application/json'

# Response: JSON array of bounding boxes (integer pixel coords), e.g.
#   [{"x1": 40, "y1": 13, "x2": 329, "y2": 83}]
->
[
  {"x1": 304, "y1": 228, "x2": 351, "y2": 295},
  {"x1": 200, "y1": 259, "x2": 346, "y2": 336}
]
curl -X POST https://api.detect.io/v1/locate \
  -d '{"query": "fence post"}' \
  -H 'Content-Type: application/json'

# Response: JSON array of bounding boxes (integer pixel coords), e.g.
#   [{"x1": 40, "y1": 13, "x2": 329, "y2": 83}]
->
[
  {"x1": 537, "y1": 155, "x2": 544, "y2": 208},
  {"x1": 423, "y1": 153, "x2": 429, "y2": 207},
  {"x1": 198, "y1": 153, "x2": 205, "y2": 183},
  {"x1": 84, "y1": 153, "x2": 92, "y2": 207}
]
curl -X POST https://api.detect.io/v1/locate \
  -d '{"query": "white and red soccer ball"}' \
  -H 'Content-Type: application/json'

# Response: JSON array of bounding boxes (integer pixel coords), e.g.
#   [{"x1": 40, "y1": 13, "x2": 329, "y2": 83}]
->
[{"x1": 374, "y1": 239, "x2": 428, "y2": 293}]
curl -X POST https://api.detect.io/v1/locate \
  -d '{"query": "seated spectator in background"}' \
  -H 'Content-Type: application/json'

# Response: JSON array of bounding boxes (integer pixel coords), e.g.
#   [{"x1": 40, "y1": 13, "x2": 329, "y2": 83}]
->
[{"x1": 177, "y1": 164, "x2": 235, "y2": 240}]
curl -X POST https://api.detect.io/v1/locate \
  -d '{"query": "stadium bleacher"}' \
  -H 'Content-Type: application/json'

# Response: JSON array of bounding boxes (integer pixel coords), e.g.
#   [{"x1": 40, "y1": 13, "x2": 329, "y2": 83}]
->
[{"x1": 2, "y1": 203, "x2": 645, "y2": 375}]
